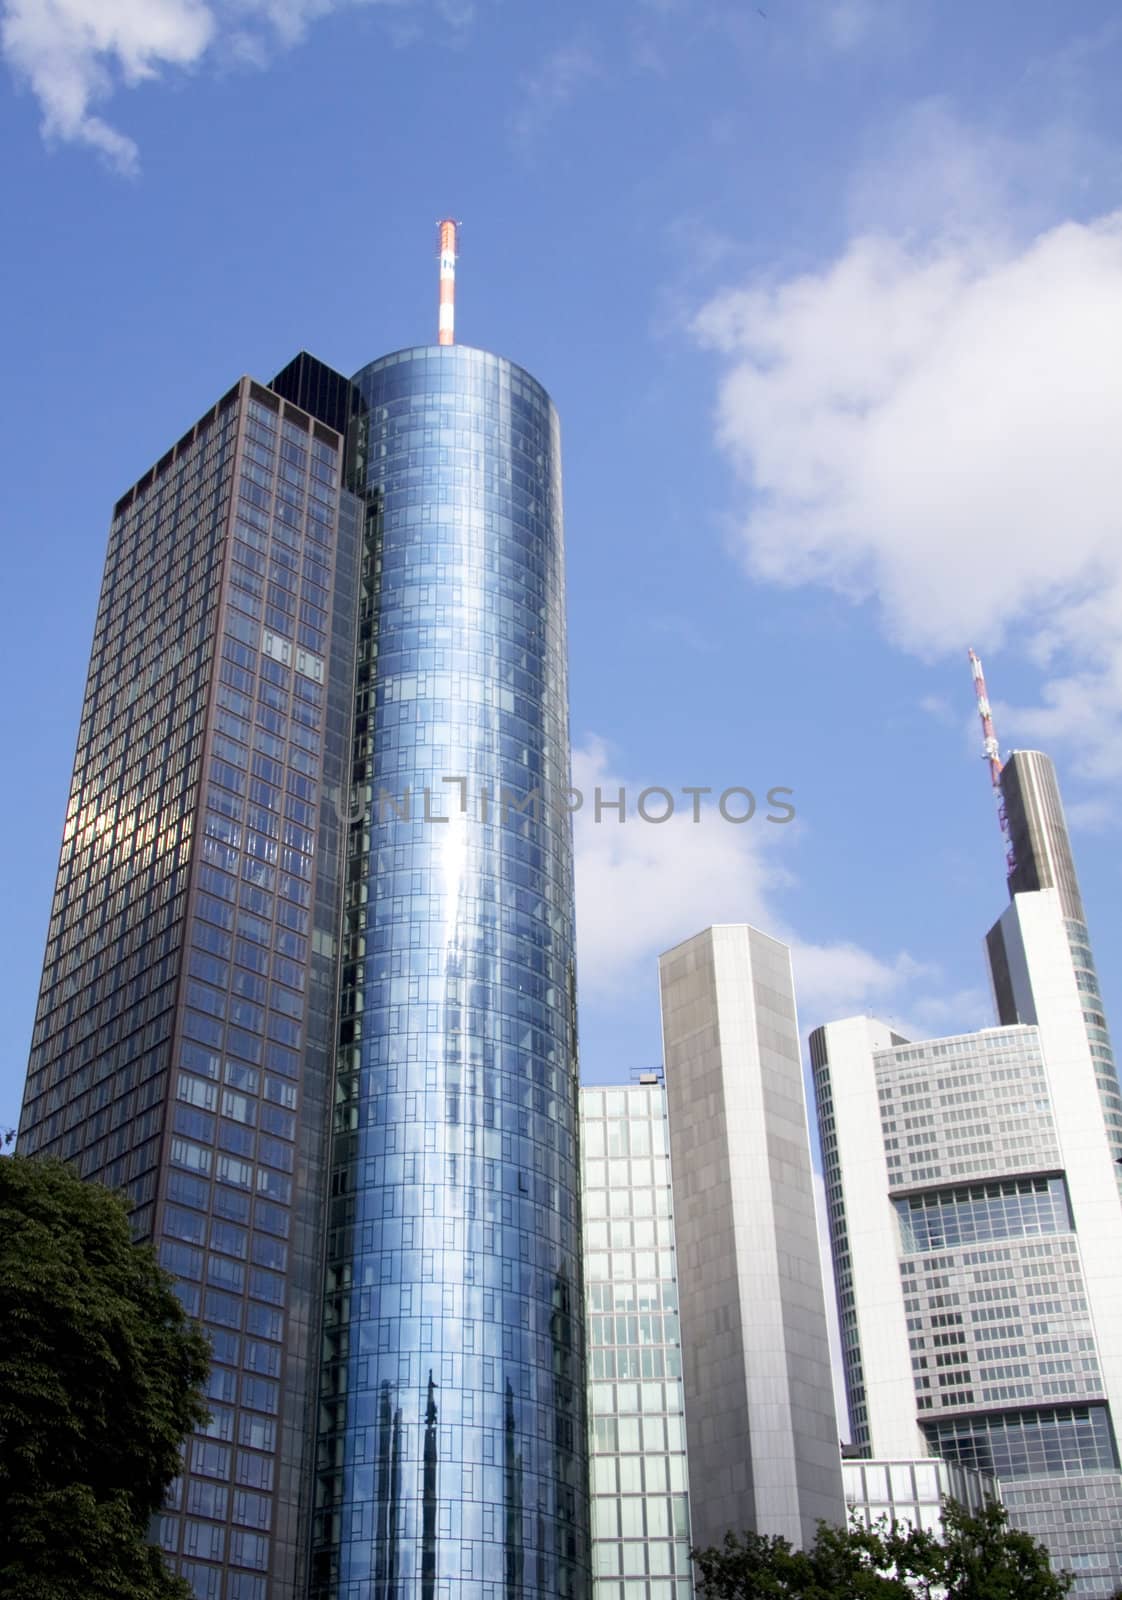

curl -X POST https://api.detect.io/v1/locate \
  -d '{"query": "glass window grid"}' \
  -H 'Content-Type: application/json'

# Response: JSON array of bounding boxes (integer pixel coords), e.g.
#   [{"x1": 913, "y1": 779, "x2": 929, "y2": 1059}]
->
[
  {"x1": 21, "y1": 400, "x2": 240, "y2": 1211},
  {"x1": 821, "y1": 1022, "x2": 1122, "y2": 1587},
  {"x1": 843, "y1": 1456, "x2": 995, "y2": 1534},
  {"x1": 580, "y1": 1084, "x2": 694, "y2": 1600},
  {"x1": 809, "y1": 1030, "x2": 870, "y2": 1452},
  {"x1": 18, "y1": 380, "x2": 353, "y2": 1600},
  {"x1": 1064, "y1": 922, "x2": 1122, "y2": 1196},
  {"x1": 312, "y1": 349, "x2": 589, "y2": 1600},
  {"x1": 874, "y1": 1030, "x2": 1061, "y2": 1193},
  {"x1": 814, "y1": 1010, "x2": 1122, "y2": 1519},
  {"x1": 160, "y1": 401, "x2": 352, "y2": 1598},
  {"x1": 923, "y1": 1405, "x2": 1119, "y2": 1479},
  {"x1": 895, "y1": 1176, "x2": 1072, "y2": 1253}
]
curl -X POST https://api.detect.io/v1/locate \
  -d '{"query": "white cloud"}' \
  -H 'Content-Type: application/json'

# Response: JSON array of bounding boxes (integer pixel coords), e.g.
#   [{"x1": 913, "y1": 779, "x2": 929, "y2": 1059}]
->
[
  {"x1": 694, "y1": 199, "x2": 1122, "y2": 780},
  {"x1": 789, "y1": 941, "x2": 926, "y2": 1019},
  {"x1": 907, "y1": 983, "x2": 993, "y2": 1038},
  {"x1": 847, "y1": 99, "x2": 1112, "y2": 247},
  {"x1": 508, "y1": 31, "x2": 603, "y2": 152},
  {"x1": 919, "y1": 692, "x2": 955, "y2": 726},
  {"x1": 821, "y1": 0, "x2": 884, "y2": 52},
  {"x1": 2, "y1": 0, "x2": 469, "y2": 171},
  {"x1": 572, "y1": 738, "x2": 787, "y2": 998},
  {"x1": 798, "y1": 0, "x2": 927, "y2": 65},
  {"x1": 2, "y1": 0, "x2": 214, "y2": 172},
  {"x1": 1063, "y1": 795, "x2": 1119, "y2": 833},
  {"x1": 572, "y1": 738, "x2": 948, "y2": 1028}
]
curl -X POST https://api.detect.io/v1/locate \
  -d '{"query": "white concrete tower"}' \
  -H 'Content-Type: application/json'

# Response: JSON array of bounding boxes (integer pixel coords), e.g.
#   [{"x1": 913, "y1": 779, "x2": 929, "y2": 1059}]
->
[{"x1": 658, "y1": 925, "x2": 844, "y2": 1552}]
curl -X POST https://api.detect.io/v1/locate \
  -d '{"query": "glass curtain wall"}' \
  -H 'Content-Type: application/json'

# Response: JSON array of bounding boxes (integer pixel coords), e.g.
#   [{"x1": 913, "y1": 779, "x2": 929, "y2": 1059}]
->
[
  {"x1": 580, "y1": 1084, "x2": 694, "y2": 1600},
  {"x1": 313, "y1": 346, "x2": 590, "y2": 1600}
]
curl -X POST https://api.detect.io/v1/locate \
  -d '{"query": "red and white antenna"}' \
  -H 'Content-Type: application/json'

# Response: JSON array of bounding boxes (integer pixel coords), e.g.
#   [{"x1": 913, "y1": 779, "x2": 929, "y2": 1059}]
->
[
  {"x1": 968, "y1": 647, "x2": 1016, "y2": 874},
  {"x1": 437, "y1": 219, "x2": 458, "y2": 346}
]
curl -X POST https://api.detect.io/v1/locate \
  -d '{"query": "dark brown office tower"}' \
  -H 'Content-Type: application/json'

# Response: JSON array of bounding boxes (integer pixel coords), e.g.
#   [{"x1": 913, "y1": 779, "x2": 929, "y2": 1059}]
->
[{"x1": 18, "y1": 365, "x2": 362, "y2": 1600}]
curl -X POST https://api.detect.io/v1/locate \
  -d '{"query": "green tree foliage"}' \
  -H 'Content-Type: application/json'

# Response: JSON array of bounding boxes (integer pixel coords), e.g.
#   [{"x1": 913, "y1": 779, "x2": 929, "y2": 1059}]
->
[
  {"x1": 692, "y1": 1522, "x2": 917, "y2": 1599},
  {"x1": 906, "y1": 1499, "x2": 1073, "y2": 1600},
  {"x1": 0, "y1": 1156, "x2": 211, "y2": 1600},
  {"x1": 694, "y1": 1499, "x2": 1072, "y2": 1600}
]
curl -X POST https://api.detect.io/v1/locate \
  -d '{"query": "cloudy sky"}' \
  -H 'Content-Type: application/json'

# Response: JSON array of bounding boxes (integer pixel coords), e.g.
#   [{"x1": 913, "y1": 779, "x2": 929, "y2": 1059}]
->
[{"x1": 2, "y1": 0, "x2": 1122, "y2": 1136}]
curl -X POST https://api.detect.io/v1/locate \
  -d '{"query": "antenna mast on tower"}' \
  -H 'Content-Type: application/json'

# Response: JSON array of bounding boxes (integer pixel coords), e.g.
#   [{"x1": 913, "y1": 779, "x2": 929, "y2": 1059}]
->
[
  {"x1": 968, "y1": 647, "x2": 1016, "y2": 875},
  {"x1": 437, "y1": 219, "x2": 458, "y2": 346}
]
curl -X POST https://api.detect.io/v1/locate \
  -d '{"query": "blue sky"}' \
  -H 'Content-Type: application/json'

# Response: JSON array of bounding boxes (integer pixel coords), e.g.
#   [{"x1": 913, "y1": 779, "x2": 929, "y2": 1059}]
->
[{"x1": 3, "y1": 0, "x2": 1122, "y2": 1134}]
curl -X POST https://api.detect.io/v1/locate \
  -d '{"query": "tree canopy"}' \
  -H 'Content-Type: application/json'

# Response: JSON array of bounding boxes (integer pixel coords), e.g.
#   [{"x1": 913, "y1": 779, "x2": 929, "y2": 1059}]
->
[
  {"x1": 694, "y1": 1498, "x2": 1072, "y2": 1600},
  {"x1": 0, "y1": 1155, "x2": 211, "y2": 1600}
]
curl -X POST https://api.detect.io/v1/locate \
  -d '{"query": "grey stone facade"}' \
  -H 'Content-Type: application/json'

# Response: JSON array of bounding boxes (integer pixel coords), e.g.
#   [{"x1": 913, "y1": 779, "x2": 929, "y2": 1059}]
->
[{"x1": 658, "y1": 926, "x2": 844, "y2": 1551}]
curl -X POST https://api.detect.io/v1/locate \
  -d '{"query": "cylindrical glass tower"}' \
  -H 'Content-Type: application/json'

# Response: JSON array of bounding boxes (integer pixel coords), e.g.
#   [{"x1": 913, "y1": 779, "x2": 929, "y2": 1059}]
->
[{"x1": 314, "y1": 346, "x2": 590, "y2": 1599}]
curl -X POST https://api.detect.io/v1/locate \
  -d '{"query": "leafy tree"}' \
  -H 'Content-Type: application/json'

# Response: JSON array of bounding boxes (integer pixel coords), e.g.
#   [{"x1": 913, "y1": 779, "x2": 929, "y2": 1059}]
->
[
  {"x1": 887, "y1": 1499, "x2": 1072, "y2": 1600},
  {"x1": 693, "y1": 1522, "x2": 924, "y2": 1600},
  {"x1": 0, "y1": 1156, "x2": 211, "y2": 1600},
  {"x1": 694, "y1": 1498, "x2": 1071, "y2": 1600}
]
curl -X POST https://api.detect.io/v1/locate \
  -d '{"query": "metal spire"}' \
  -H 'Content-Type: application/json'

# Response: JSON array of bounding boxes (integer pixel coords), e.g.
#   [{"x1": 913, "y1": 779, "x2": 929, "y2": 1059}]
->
[
  {"x1": 969, "y1": 647, "x2": 1016, "y2": 875},
  {"x1": 437, "y1": 219, "x2": 458, "y2": 346}
]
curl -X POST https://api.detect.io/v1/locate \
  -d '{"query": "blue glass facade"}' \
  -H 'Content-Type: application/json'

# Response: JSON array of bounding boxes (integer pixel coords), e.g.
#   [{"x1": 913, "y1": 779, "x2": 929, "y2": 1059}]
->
[
  {"x1": 313, "y1": 347, "x2": 590, "y2": 1599},
  {"x1": 894, "y1": 1175, "x2": 1074, "y2": 1254}
]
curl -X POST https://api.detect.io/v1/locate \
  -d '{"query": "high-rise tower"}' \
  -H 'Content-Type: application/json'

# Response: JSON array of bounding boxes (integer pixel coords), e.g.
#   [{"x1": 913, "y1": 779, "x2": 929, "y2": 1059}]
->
[
  {"x1": 659, "y1": 926, "x2": 844, "y2": 1551},
  {"x1": 985, "y1": 749, "x2": 1122, "y2": 1179},
  {"x1": 310, "y1": 344, "x2": 588, "y2": 1598},
  {"x1": 811, "y1": 733, "x2": 1122, "y2": 1594},
  {"x1": 18, "y1": 254, "x2": 590, "y2": 1599},
  {"x1": 577, "y1": 925, "x2": 847, "y2": 1600},
  {"x1": 1000, "y1": 750, "x2": 1086, "y2": 916},
  {"x1": 579, "y1": 1075, "x2": 696, "y2": 1600},
  {"x1": 19, "y1": 376, "x2": 363, "y2": 1598}
]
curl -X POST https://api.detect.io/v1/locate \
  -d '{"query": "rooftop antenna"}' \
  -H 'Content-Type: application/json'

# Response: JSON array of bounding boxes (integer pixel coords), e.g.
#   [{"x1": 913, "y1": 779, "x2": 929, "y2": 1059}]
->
[
  {"x1": 968, "y1": 648, "x2": 1016, "y2": 875},
  {"x1": 437, "y1": 219, "x2": 458, "y2": 346}
]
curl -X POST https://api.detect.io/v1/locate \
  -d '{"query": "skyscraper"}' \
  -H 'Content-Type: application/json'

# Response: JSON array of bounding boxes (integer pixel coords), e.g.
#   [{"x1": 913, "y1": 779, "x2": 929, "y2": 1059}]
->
[
  {"x1": 658, "y1": 926, "x2": 845, "y2": 1552},
  {"x1": 580, "y1": 1076, "x2": 695, "y2": 1600},
  {"x1": 811, "y1": 749, "x2": 1122, "y2": 1596},
  {"x1": 309, "y1": 345, "x2": 588, "y2": 1600},
  {"x1": 986, "y1": 750, "x2": 1122, "y2": 1184},
  {"x1": 579, "y1": 926, "x2": 849, "y2": 1600},
  {"x1": 20, "y1": 375, "x2": 362, "y2": 1597},
  {"x1": 18, "y1": 250, "x2": 590, "y2": 1598}
]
